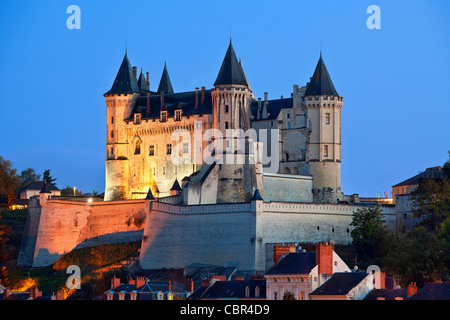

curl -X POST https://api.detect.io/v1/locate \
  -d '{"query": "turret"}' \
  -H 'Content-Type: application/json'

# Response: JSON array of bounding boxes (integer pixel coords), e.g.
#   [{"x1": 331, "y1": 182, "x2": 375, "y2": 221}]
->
[
  {"x1": 304, "y1": 52, "x2": 344, "y2": 203},
  {"x1": 211, "y1": 40, "x2": 257, "y2": 203},
  {"x1": 104, "y1": 52, "x2": 140, "y2": 200}
]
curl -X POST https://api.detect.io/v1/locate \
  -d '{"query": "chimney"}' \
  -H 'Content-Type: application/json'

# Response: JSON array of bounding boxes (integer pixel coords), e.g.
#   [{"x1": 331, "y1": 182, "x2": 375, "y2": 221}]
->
[
  {"x1": 257, "y1": 98, "x2": 262, "y2": 120},
  {"x1": 111, "y1": 275, "x2": 121, "y2": 289},
  {"x1": 160, "y1": 91, "x2": 164, "y2": 108},
  {"x1": 201, "y1": 87, "x2": 205, "y2": 104},
  {"x1": 132, "y1": 66, "x2": 137, "y2": 79},
  {"x1": 233, "y1": 276, "x2": 245, "y2": 281},
  {"x1": 264, "y1": 92, "x2": 268, "y2": 102},
  {"x1": 167, "y1": 281, "x2": 172, "y2": 291},
  {"x1": 4, "y1": 287, "x2": 11, "y2": 299},
  {"x1": 29, "y1": 286, "x2": 42, "y2": 300},
  {"x1": 185, "y1": 277, "x2": 194, "y2": 293},
  {"x1": 201, "y1": 278, "x2": 210, "y2": 287},
  {"x1": 146, "y1": 72, "x2": 150, "y2": 89},
  {"x1": 56, "y1": 290, "x2": 64, "y2": 300},
  {"x1": 146, "y1": 92, "x2": 151, "y2": 115},
  {"x1": 195, "y1": 87, "x2": 199, "y2": 109},
  {"x1": 211, "y1": 275, "x2": 226, "y2": 282},
  {"x1": 128, "y1": 277, "x2": 136, "y2": 286},
  {"x1": 407, "y1": 282, "x2": 417, "y2": 297},
  {"x1": 315, "y1": 242, "x2": 334, "y2": 275},
  {"x1": 273, "y1": 242, "x2": 296, "y2": 266},
  {"x1": 136, "y1": 276, "x2": 146, "y2": 288}
]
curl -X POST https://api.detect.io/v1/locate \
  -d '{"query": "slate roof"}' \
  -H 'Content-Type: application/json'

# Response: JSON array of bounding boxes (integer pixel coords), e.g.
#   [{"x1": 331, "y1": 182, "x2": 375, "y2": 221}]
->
[
  {"x1": 127, "y1": 89, "x2": 213, "y2": 121},
  {"x1": 21, "y1": 181, "x2": 59, "y2": 192},
  {"x1": 145, "y1": 188, "x2": 155, "y2": 200},
  {"x1": 157, "y1": 63, "x2": 174, "y2": 94},
  {"x1": 214, "y1": 41, "x2": 249, "y2": 87},
  {"x1": 265, "y1": 252, "x2": 317, "y2": 275},
  {"x1": 170, "y1": 179, "x2": 182, "y2": 191},
  {"x1": 305, "y1": 53, "x2": 339, "y2": 97},
  {"x1": 364, "y1": 289, "x2": 407, "y2": 300},
  {"x1": 137, "y1": 70, "x2": 149, "y2": 92},
  {"x1": 408, "y1": 283, "x2": 450, "y2": 300},
  {"x1": 249, "y1": 97, "x2": 293, "y2": 121},
  {"x1": 105, "y1": 52, "x2": 140, "y2": 95},
  {"x1": 251, "y1": 188, "x2": 263, "y2": 201},
  {"x1": 40, "y1": 181, "x2": 53, "y2": 194},
  {"x1": 392, "y1": 166, "x2": 444, "y2": 187},
  {"x1": 310, "y1": 272, "x2": 369, "y2": 296},
  {"x1": 188, "y1": 280, "x2": 266, "y2": 300}
]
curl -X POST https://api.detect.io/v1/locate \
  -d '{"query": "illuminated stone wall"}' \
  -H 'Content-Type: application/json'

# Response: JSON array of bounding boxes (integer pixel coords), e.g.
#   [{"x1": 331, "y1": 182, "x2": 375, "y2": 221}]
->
[{"x1": 31, "y1": 199, "x2": 146, "y2": 267}]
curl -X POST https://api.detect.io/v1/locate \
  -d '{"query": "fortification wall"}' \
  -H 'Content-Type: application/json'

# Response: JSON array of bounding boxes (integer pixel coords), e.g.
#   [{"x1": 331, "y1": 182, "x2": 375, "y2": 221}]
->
[
  {"x1": 262, "y1": 173, "x2": 313, "y2": 202},
  {"x1": 17, "y1": 197, "x2": 42, "y2": 266},
  {"x1": 32, "y1": 199, "x2": 146, "y2": 267},
  {"x1": 254, "y1": 202, "x2": 397, "y2": 270},
  {"x1": 139, "y1": 201, "x2": 257, "y2": 270}
]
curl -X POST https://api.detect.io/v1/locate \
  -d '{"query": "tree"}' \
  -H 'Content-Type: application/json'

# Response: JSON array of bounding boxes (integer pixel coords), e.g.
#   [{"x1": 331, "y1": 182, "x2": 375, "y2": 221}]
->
[
  {"x1": 411, "y1": 178, "x2": 450, "y2": 232},
  {"x1": 350, "y1": 206, "x2": 391, "y2": 266},
  {"x1": 442, "y1": 150, "x2": 450, "y2": 179},
  {"x1": 283, "y1": 291, "x2": 297, "y2": 300},
  {"x1": 0, "y1": 156, "x2": 20, "y2": 206},
  {"x1": 0, "y1": 212, "x2": 11, "y2": 286},
  {"x1": 19, "y1": 168, "x2": 41, "y2": 190},
  {"x1": 60, "y1": 186, "x2": 82, "y2": 197},
  {"x1": 42, "y1": 169, "x2": 57, "y2": 185}
]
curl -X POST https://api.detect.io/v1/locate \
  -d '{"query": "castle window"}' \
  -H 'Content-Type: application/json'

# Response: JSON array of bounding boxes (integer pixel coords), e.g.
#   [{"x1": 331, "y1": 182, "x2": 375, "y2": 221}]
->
[
  {"x1": 287, "y1": 113, "x2": 290, "y2": 119},
  {"x1": 225, "y1": 105, "x2": 229, "y2": 113},
  {"x1": 287, "y1": 122, "x2": 291, "y2": 129},
  {"x1": 324, "y1": 145, "x2": 328, "y2": 157},
  {"x1": 163, "y1": 167, "x2": 166, "y2": 175},
  {"x1": 149, "y1": 145, "x2": 155, "y2": 156},
  {"x1": 110, "y1": 130, "x2": 114, "y2": 138},
  {"x1": 161, "y1": 111, "x2": 167, "y2": 122},
  {"x1": 111, "y1": 116, "x2": 114, "y2": 124},
  {"x1": 134, "y1": 140, "x2": 141, "y2": 155},
  {"x1": 153, "y1": 167, "x2": 156, "y2": 176},
  {"x1": 134, "y1": 113, "x2": 141, "y2": 124},
  {"x1": 225, "y1": 121, "x2": 229, "y2": 129},
  {"x1": 166, "y1": 144, "x2": 172, "y2": 155},
  {"x1": 183, "y1": 143, "x2": 189, "y2": 154},
  {"x1": 175, "y1": 110, "x2": 181, "y2": 121},
  {"x1": 326, "y1": 113, "x2": 330, "y2": 124}
]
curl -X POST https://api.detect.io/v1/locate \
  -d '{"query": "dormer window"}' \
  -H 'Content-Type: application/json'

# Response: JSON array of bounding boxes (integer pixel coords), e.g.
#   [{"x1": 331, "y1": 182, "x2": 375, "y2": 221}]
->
[
  {"x1": 245, "y1": 286, "x2": 250, "y2": 298},
  {"x1": 134, "y1": 113, "x2": 141, "y2": 124},
  {"x1": 175, "y1": 110, "x2": 181, "y2": 121},
  {"x1": 161, "y1": 111, "x2": 167, "y2": 122},
  {"x1": 255, "y1": 286, "x2": 260, "y2": 298}
]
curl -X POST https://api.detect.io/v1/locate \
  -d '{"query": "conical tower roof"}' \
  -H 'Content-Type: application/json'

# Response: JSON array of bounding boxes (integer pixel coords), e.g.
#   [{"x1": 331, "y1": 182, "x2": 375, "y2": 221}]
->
[
  {"x1": 305, "y1": 53, "x2": 339, "y2": 97},
  {"x1": 145, "y1": 187, "x2": 155, "y2": 200},
  {"x1": 137, "y1": 69, "x2": 149, "y2": 91},
  {"x1": 105, "y1": 52, "x2": 140, "y2": 95},
  {"x1": 170, "y1": 179, "x2": 182, "y2": 191},
  {"x1": 214, "y1": 40, "x2": 249, "y2": 87},
  {"x1": 157, "y1": 62, "x2": 174, "y2": 94}
]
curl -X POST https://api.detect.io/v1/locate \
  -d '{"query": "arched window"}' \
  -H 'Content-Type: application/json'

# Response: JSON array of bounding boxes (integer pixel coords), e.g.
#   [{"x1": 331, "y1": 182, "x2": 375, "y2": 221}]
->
[
  {"x1": 134, "y1": 140, "x2": 141, "y2": 155},
  {"x1": 284, "y1": 167, "x2": 291, "y2": 174}
]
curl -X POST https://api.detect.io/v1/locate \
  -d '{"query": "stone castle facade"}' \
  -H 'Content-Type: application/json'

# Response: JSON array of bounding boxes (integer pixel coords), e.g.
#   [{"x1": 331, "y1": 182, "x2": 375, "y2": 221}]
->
[{"x1": 18, "y1": 41, "x2": 400, "y2": 271}]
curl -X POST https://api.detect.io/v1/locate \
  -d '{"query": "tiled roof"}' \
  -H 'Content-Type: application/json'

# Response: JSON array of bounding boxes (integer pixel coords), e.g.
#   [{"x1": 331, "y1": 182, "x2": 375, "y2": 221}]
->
[
  {"x1": 214, "y1": 41, "x2": 249, "y2": 87},
  {"x1": 310, "y1": 272, "x2": 369, "y2": 296},
  {"x1": 189, "y1": 280, "x2": 266, "y2": 300},
  {"x1": 20, "y1": 181, "x2": 59, "y2": 192},
  {"x1": 305, "y1": 53, "x2": 339, "y2": 97},
  {"x1": 408, "y1": 283, "x2": 450, "y2": 300},
  {"x1": 265, "y1": 252, "x2": 316, "y2": 275},
  {"x1": 104, "y1": 52, "x2": 140, "y2": 95}
]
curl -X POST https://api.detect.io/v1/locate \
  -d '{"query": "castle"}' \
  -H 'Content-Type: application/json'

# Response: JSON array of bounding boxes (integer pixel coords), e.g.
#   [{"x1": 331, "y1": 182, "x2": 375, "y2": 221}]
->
[{"x1": 18, "y1": 41, "x2": 398, "y2": 271}]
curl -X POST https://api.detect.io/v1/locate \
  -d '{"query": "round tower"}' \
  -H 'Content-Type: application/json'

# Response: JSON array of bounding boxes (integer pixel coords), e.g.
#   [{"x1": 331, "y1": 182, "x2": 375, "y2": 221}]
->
[
  {"x1": 211, "y1": 41, "x2": 256, "y2": 203},
  {"x1": 104, "y1": 52, "x2": 140, "y2": 201},
  {"x1": 305, "y1": 53, "x2": 344, "y2": 203}
]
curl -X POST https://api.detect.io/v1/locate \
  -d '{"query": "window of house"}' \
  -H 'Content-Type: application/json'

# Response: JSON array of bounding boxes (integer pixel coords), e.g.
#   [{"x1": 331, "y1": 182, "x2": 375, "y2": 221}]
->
[
  {"x1": 161, "y1": 111, "x2": 167, "y2": 122},
  {"x1": 324, "y1": 145, "x2": 329, "y2": 157},
  {"x1": 334, "y1": 261, "x2": 338, "y2": 266},
  {"x1": 326, "y1": 113, "x2": 330, "y2": 124},
  {"x1": 134, "y1": 140, "x2": 141, "y2": 155},
  {"x1": 255, "y1": 286, "x2": 260, "y2": 298},
  {"x1": 166, "y1": 144, "x2": 172, "y2": 155},
  {"x1": 149, "y1": 145, "x2": 155, "y2": 156},
  {"x1": 175, "y1": 110, "x2": 181, "y2": 121},
  {"x1": 287, "y1": 122, "x2": 291, "y2": 129},
  {"x1": 134, "y1": 113, "x2": 141, "y2": 124},
  {"x1": 287, "y1": 113, "x2": 290, "y2": 119},
  {"x1": 183, "y1": 143, "x2": 189, "y2": 154},
  {"x1": 274, "y1": 292, "x2": 278, "y2": 300},
  {"x1": 301, "y1": 292, "x2": 305, "y2": 300}
]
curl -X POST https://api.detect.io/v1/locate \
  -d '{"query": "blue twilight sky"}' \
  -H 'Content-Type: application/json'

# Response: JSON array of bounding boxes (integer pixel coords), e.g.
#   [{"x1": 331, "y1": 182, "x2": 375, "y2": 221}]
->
[{"x1": 0, "y1": 0, "x2": 449, "y2": 197}]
